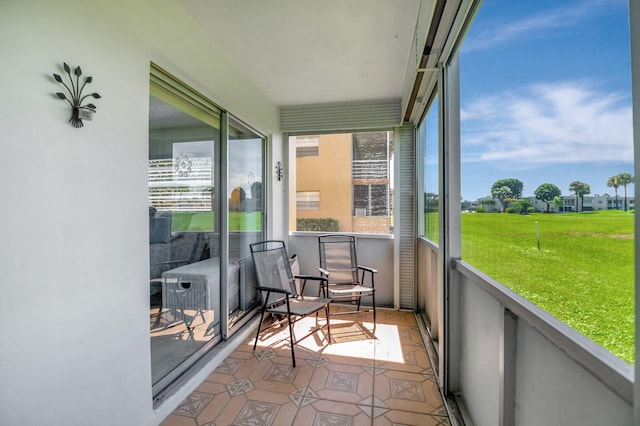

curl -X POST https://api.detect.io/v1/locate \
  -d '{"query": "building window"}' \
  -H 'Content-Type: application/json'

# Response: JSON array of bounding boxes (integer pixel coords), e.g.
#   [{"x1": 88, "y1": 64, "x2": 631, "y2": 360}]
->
[
  {"x1": 297, "y1": 191, "x2": 320, "y2": 210},
  {"x1": 353, "y1": 184, "x2": 389, "y2": 216},
  {"x1": 290, "y1": 131, "x2": 393, "y2": 234},
  {"x1": 296, "y1": 136, "x2": 319, "y2": 157}
]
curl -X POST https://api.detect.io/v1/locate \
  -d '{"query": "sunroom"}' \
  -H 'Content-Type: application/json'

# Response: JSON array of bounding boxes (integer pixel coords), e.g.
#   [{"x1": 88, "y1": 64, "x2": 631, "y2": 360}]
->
[{"x1": 1, "y1": 1, "x2": 639, "y2": 425}]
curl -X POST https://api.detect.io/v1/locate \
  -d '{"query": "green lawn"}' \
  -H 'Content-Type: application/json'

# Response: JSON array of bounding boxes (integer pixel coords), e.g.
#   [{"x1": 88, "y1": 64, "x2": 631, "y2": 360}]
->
[
  {"x1": 171, "y1": 211, "x2": 262, "y2": 232},
  {"x1": 461, "y1": 210, "x2": 634, "y2": 364},
  {"x1": 228, "y1": 211, "x2": 262, "y2": 231}
]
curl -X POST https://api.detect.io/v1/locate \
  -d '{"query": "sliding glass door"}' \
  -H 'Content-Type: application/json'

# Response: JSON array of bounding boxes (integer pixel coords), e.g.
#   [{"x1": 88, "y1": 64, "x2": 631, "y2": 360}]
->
[
  {"x1": 148, "y1": 64, "x2": 264, "y2": 396},
  {"x1": 148, "y1": 91, "x2": 222, "y2": 392},
  {"x1": 225, "y1": 118, "x2": 263, "y2": 332}
]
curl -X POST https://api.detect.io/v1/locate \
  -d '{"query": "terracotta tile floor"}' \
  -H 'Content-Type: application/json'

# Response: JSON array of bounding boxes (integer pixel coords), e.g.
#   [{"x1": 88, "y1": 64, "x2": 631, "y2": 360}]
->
[{"x1": 160, "y1": 307, "x2": 451, "y2": 426}]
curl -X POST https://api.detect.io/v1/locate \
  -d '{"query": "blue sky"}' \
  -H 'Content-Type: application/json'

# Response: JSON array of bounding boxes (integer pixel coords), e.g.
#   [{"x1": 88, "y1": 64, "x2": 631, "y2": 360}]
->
[{"x1": 459, "y1": 0, "x2": 633, "y2": 201}]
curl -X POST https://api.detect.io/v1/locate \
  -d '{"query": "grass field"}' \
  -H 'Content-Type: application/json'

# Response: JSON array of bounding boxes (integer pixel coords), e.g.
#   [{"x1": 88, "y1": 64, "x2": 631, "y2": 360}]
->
[
  {"x1": 461, "y1": 210, "x2": 634, "y2": 364},
  {"x1": 171, "y1": 211, "x2": 262, "y2": 232}
]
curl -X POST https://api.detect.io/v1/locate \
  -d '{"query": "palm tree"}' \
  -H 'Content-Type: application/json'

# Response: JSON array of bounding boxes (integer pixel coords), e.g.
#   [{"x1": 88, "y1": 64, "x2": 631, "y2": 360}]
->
[
  {"x1": 569, "y1": 181, "x2": 590, "y2": 212},
  {"x1": 607, "y1": 175, "x2": 620, "y2": 209},
  {"x1": 616, "y1": 173, "x2": 634, "y2": 211}
]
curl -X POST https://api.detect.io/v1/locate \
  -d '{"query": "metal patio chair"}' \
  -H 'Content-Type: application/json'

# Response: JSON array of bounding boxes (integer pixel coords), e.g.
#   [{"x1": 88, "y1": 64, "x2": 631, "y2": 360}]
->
[
  {"x1": 318, "y1": 234, "x2": 377, "y2": 325},
  {"x1": 250, "y1": 240, "x2": 331, "y2": 367}
]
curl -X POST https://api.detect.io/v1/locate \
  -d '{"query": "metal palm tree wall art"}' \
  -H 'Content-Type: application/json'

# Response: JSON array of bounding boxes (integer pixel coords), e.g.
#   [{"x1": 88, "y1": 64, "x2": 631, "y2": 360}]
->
[{"x1": 53, "y1": 62, "x2": 101, "y2": 128}]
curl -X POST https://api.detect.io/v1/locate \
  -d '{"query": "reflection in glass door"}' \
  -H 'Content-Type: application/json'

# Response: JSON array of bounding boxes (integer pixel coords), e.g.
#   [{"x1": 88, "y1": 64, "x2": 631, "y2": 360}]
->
[
  {"x1": 148, "y1": 89, "x2": 222, "y2": 392},
  {"x1": 147, "y1": 65, "x2": 265, "y2": 397},
  {"x1": 225, "y1": 118, "x2": 263, "y2": 332}
]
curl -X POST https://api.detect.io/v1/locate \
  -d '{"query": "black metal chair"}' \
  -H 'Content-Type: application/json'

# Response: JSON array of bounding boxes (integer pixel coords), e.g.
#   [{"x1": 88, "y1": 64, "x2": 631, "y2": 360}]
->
[
  {"x1": 250, "y1": 240, "x2": 331, "y2": 367},
  {"x1": 318, "y1": 234, "x2": 377, "y2": 324}
]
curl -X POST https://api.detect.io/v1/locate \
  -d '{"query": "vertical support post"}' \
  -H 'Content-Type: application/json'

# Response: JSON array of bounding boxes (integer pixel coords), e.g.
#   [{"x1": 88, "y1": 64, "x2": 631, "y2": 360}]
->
[
  {"x1": 285, "y1": 132, "x2": 294, "y2": 237},
  {"x1": 440, "y1": 53, "x2": 462, "y2": 394},
  {"x1": 394, "y1": 124, "x2": 417, "y2": 310},
  {"x1": 499, "y1": 308, "x2": 517, "y2": 426},
  {"x1": 629, "y1": 1, "x2": 640, "y2": 423},
  {"x1": 220, "y1": 111, "x2": 229, "y2": 339}
]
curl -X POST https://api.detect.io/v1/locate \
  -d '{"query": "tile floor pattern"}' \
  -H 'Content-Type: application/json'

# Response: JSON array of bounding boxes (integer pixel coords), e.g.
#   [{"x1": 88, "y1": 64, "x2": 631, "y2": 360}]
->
[{"x1": 160, "y1": 308, "x2": 451, "y2": 426}]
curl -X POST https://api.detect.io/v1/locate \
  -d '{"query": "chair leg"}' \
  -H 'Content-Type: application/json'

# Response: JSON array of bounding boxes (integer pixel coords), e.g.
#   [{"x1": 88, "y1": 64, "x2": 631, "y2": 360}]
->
[
  {"x1": 372, "y1": 291, "x2": 376, "y2": 325},
  {"x1": 253, "y1": 311, "x2": 266, "y2": 351},
  {"x1": 254, "y1": 293, "x2": 272, "y2": 351},
  {"x1": 287, "y1": 315, "x2": 296, "y2": 368},
  {"x1": 284, "y1": 298, "x2": 296, "y2": 368},
  {"x1": 325, "y1": 305, "x2": 331, "y2": 342}
]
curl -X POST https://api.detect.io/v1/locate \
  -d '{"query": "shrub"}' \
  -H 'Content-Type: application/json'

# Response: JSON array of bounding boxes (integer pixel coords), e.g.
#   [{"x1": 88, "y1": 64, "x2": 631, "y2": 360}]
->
[
  {"x1": 476, "y1": 207, "x2": 486, "y2": 213},
  {"x1": 297, "y1": 218, "x2": 339, "y2": 232},
  {"x1": 505, "y1": 207, "x2": 516, "y2": 214}
]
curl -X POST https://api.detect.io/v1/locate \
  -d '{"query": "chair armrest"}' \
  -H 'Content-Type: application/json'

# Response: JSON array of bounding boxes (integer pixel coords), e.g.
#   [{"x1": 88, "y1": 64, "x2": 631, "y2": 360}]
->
[
  {"x1": 295, "y1": 274, "x2": 328, "y2": 297},
  {"x1": 317, "y1": 267, "x2": 330, "y2": 277},
  {"x1": 256, "y1": 285, "x2": 293, "y2": 296},
  {"x1": 357, "y1": 265, "x2": 377, "y2": 289},
  {"x1": 358, "y1": 265, "x2": 378, "y2": 274},
  {"x1": 296, "y1": 274, "x2": 327, "y2": 282}
]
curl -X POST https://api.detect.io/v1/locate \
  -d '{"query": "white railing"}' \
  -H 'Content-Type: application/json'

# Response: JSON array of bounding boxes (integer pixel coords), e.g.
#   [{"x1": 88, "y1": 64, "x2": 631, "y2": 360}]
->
[{"x1": 416, "y1": 238, "x2": 633, "y2": 425}]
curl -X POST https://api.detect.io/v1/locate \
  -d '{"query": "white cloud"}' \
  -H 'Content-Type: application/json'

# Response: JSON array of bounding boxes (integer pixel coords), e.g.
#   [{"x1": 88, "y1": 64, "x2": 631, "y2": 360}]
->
[
  {"x1": 461, "y1": 81, "x2": 633, "y2": 166},
  {"x1": 463, "y1": 0, "x2": 623, "y2": 52}
]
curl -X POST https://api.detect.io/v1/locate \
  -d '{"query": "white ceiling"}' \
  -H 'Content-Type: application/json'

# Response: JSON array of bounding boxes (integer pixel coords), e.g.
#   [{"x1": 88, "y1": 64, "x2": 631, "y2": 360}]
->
[{"x1": 177, "y1": 0, "x2": 422, "y2": 107}]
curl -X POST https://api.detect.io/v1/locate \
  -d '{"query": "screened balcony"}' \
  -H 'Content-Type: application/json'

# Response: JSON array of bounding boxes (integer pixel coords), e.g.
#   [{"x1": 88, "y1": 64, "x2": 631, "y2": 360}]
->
[
  {"x1": 151, "y1": 1, "x2": 637, "y2": 424},
  {"x1": 2, "y1": 1, "x2": 639, "y2": 425}
]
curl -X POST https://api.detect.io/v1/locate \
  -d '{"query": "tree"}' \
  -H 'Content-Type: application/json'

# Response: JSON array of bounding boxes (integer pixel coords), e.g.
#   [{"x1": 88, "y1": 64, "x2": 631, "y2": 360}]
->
[
  {"x1": 229, "y1": 186, "x2": 246, "y2": 212},
  {"x1": 491, "y1": 186, "x2": 512, "y2": 212},
  {"x1": 251, "y1": 181, "x2": 263, "y2": 206},
  {"x1": 534, "y1": 183, "x2": 561, "y2": 213},
  {"x1": 480, "y1": 198, "x2": 496, "y2": 211},
  {"x1": 512, "y1": 198, "x2": 534, "y2": 215},
  {"x1": 424, "y1": 192, "x2": 438, "y2": 212},
  {"x1": 616, "y1": 172, "x2": 634, "y2": 211},
  {"x1": 568, "y1": 181, "x2": 590, "y2": 212},
  {"x1": 606, "y1": 175, "x2": 620, "y2": 209},
  {"x1": 491, "y1": 178, "x2": 523, "y2": 211},
  {"x1": 552, "y1": 196, "x2": 564, "y2": 211}
]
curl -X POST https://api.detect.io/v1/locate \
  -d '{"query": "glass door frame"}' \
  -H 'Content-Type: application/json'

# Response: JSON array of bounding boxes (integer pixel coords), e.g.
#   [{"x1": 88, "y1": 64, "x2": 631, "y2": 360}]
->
[
  {"x1": 220, "y1": 112, "x2": 266, "y2": 340},
  {"x1": 150, "y1": 63, "x2": 265, "y2": 399}
]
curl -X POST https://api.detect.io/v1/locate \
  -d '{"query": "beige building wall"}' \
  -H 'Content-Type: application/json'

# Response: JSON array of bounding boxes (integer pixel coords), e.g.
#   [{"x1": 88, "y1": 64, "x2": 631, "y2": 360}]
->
[
  {"x1": 352, "y1": 216, "x2": 391, "y2": 234},
  {"x1": 296, "y1": 134, "x2": 354, "y2": 231}
]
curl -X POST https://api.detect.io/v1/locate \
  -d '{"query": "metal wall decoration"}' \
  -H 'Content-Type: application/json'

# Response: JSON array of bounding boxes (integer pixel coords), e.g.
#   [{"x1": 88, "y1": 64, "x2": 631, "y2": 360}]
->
[
  {"x1": 275, "y1": 161, "x2": 284, "y2": 181},
  {"x1": 53, "y1": 62, "x2": 101, "y2": 128}
]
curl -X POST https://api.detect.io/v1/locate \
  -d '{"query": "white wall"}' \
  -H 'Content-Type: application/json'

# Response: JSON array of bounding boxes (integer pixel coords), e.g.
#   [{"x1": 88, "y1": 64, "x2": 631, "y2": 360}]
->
[
  {"x1": 268, "y1": 132, "x2": 289, "y2": 241},
  {"x1": 288, "y1": 234, "x2": 395, "y2": 307},
  {"x1": 0, "y1": 1, "x2": 278, "y2": 424}
]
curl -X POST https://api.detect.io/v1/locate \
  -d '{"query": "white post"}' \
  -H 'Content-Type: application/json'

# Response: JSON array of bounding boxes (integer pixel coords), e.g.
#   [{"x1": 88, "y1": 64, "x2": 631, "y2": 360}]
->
[{"x1": 629, "y1": 0, "x2": 640, "y2": 423}]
